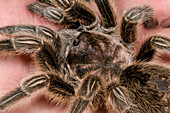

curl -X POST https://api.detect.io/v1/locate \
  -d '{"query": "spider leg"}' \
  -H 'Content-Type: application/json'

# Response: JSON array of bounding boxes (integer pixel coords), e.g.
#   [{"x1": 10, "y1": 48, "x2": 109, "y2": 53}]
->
[
  {"x1": 70, "y1": 75, "x2": 102, "y2": 113},
  {"x1": 94, "y1": 0, "x2": 117, "y2": 28},
  {"x1": 0, "y1": 25, "x2": 55, "y2": 41},
  {"x1": 0, "y1": 34, "x2": 59, "y2": 72},
  {"x1": 120, "y1": 63, "x2": 170, "y2": 113},
  {"x1": 47, "y1": 0, "x2": 96, "y2": 26},
  {"x1": 46, "y1": 74, "x2": 75, "y2": 104},
  {"x1": 0, "y1": 35, "x2": 78, "y2": 112},
  {"x1": 105, "y1": 84, "x2": 132, "y2": 113},
  {"x1": 28, "y1": 1, "x2": 96, "y2": 28},
  {"x1": 0, "y1": 35, "x2": 58, "y2": 73},
  {"x1": 0, "y1": 29, "x2": 80, "y2": 112},
  {"x1": 0, "y1": 73, "x2": 75, "y2": 112},
  {"x1": 0, "y1": 74, "x2": 49, "y2": 111},
  {"x1": 136, "y1": 36, "x2": 170, "y2": 62},
  {"x1": 37, "y1": 0, "x2": 55, "y2": 7},
  {"x1": 0, "y1": 36, "x2": 43, "y2": 54},
  {"x1": 0, "y1": 25, "x2": 75, "y2": 70},
  {"x1": 27, "y1": 3, "x2": 75, "y2": 28},
  {"x1": 121, "y1": 6, "x2": 158, "y2": 43},
  {"x1": 0, "y1": 27, "x2": 80, "y2": 80}
]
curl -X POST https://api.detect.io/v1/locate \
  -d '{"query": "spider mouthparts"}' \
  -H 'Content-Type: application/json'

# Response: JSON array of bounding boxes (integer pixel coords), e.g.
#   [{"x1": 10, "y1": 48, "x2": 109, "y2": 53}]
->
[{"x1": 161, "y1": 18, "x2": 170, "y2": 28}]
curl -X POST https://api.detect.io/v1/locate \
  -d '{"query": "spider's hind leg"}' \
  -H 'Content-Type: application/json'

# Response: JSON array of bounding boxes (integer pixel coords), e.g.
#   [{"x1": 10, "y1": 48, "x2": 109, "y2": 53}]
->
[
  {"x1": 120, "y1": 63, "x2": 170, "y2": 113},
  {"x1": 121, "y1": 6, "x2": 158, "y2": 43},
  {"x1": 136, "y1": 36, "x2": 170, "y2": 62}
]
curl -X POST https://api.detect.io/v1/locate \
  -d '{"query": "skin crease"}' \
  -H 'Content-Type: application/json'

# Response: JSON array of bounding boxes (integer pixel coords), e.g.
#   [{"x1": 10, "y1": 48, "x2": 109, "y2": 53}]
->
[{"x1": 0, "y1": 0, "x2": 169, "y2": 113}]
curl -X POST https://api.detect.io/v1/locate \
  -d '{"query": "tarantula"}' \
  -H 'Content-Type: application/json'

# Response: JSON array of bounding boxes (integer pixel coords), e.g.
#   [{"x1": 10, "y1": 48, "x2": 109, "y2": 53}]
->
[{"x1": 0, "y1": 0, "x2": 169, "y2": 113}]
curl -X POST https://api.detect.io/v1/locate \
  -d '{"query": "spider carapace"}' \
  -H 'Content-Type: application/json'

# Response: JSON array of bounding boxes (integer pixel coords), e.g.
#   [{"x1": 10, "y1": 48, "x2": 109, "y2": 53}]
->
[{"x1": 0, "y1": 0, "x2": 169, "y2": 113}]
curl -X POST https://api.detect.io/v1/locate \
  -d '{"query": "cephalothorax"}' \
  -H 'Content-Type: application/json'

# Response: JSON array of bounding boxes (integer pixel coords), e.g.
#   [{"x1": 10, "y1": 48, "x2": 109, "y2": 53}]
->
[{"x1": 0, "y1": 0, "x2": 169, "y2": 113}]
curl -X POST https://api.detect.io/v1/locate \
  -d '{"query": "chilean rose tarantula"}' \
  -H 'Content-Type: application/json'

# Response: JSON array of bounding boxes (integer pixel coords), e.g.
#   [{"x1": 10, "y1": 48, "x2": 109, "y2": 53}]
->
[{"x1": 0, "y1": 0, "x2": 169, "y2": 113}]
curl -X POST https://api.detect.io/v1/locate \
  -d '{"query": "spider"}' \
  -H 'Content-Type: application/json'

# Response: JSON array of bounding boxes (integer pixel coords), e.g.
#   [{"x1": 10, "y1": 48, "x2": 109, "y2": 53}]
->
[{"x1": 0, "y1": 0, "x2": 169, "y2": 113}]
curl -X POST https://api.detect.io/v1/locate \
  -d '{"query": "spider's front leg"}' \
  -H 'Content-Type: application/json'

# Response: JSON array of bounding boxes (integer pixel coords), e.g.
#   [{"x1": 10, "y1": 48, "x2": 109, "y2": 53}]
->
[
  {"x1": 0, "y1": 25, "x2": 61, "y2": 72},
  {"x1": 136, "y1": 35, "x2": 170, "y2": 62},
  {"x1": 0, "y1": 25, "x2": 57, "y2": 55},
  {"x1": 28, "y1": 0, "x2": 96, "y2": 28},
  {"x1": 0, "y1": 25, "x2": 55, "y2": 41},
  {"x1": 121, "y1": 6, "x2": 158, "y2": 43},
  {"x1": 0, "y1": 35, "x2": 43, "y2": 54}
]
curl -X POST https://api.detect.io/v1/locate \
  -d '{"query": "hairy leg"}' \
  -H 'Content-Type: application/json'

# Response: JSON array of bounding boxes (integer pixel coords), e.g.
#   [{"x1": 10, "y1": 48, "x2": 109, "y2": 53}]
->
[
  {"x1": 28, "y1": 0, "x2": 96, "y2": 28},
  {"x1": 0, "y1": 73, "x2": 75, "y2": 112},
  {"x1": 120, "y1": 63, "x2": 170, "y2": 113},
  {"x1": 70, "y1": 75, "x2": 102, "y2": 113},
  {"x1": 120, "y1": 6, "x2": 158, "y2": 44},
  {"x1": 94, "y1": 0, "x2": 117, "y2": 28},
  {"x1": 0, "y1": 0, "x2": 66, "y2": 113},
  {"x1": 0, "y1": 25, "x2": 55, "y2": 40},
  {"x1": 136, "y1": 35, "x2": 170, "y2": 62},
  {"x1": 0, "y1": 74, "x2": 49, "y2": 111}
]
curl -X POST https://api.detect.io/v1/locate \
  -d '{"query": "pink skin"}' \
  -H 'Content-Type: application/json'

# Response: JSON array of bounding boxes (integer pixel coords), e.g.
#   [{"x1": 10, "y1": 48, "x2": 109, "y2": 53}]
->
[{"x1": 0, "y1": 0, "x2": 169, "y2": 113}]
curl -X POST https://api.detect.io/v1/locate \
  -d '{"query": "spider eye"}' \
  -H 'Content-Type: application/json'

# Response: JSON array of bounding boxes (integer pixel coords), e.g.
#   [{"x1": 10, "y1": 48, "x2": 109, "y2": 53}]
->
[{"x1": 73, "y1": 38, "x2": 80, "y2": 46}]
